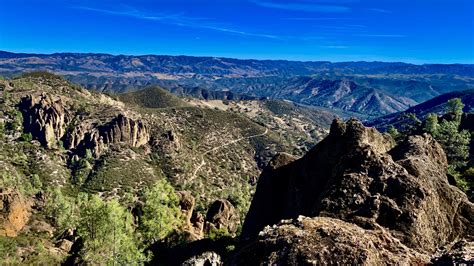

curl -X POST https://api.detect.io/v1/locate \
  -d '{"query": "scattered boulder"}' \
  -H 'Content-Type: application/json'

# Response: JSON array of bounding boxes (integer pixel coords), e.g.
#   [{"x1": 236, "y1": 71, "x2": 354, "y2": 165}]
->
[
  {"x1": 240, "y1": 118, "x2": 473, "y2": 259},
  {"x1": 29, "y1": 220, "x2": 55, "y2": 237},
  {"x1": 0, "y1": 190, "x2": 32, "y2": 237},
  {"x1": 57, "y1": 239, "x2": 74, "y2": 253},
  {"x1": 205, "y1": 199, "x2": 240, "y2": 235},
  {"x1": 234, "y1": 216, "x2": 429, "y2": 265}
]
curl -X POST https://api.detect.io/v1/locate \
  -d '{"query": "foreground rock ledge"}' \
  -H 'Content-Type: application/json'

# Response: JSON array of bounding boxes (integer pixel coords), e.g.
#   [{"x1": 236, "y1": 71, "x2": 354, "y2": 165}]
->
[
  {"x1": 238, "y1": 118, "x2": 473, "y2": 264},
  {"x1": 235, "y1": 216, "x2": 429, "y2": 265}
]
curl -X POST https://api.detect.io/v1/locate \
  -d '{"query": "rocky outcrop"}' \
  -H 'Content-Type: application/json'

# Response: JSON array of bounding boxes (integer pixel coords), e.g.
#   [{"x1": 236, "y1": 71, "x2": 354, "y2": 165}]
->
[
  {"x1": 0, "y1": 190, "x2": 32, "y2": 237},
  {"x1": 205, "y1": 199, "x2": 240, "y2": 235},
  {"x1": 182, "y1": 251, "x2": 222, "y2": 266},
  {"x1": 19, "y1": 94, "x2": 150, "y2": 157},
  {"x1": 240, "y1": 118, "x2": 473, "y2": 261},
  {"x1": 19, "y1": 94, "x2": 70, "y2": 148},
  {"x1": 178, "y1": 191, "x2": 204, "y2": 241},
  {"x1": 65, "y1": 114, "x2": 150, "y2": 157},
  {"x1": 234, "y1": 216, "x2": 429, "y2": 265}
]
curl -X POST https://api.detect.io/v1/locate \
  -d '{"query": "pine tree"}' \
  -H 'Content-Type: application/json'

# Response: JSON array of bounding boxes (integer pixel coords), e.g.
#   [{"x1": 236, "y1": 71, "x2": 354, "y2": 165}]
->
[
  {"x1": 139, "y1": 179, "x2": 182, "y2": 244},
  {"x1": 77, "y1": 195, "x2": 146, "y2": 265}
]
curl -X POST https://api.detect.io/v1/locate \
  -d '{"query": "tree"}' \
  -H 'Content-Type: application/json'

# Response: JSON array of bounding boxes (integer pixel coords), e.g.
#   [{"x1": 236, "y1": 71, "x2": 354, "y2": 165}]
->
[
  {"x1": 423, "y1": 113, "x2": 439, "y2": 136},
  {"x1": 387, "y1": 126, "x2": 401, "y2": 142},
  {"x1": 401, "y1": 113, "x2": 422, "y2": 134},
  {"x1": 446, "y1": 98, "x2": 464, "y2": 121},
  {"x1": 139, "y1": 179, "x2": 182, "y2": 244},
  {"x1": 433, "y1": 120, "x2": 470, "y2": 168},
  {"x1": 77, "y1": 195, "x2": 146, "y2": 265}
]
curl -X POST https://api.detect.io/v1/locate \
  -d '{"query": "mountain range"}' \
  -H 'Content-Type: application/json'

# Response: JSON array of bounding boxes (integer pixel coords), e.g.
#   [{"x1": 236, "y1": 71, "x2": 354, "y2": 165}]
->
[{"x1": 1, "y1": 51, "x2": 474, "y2": 117}]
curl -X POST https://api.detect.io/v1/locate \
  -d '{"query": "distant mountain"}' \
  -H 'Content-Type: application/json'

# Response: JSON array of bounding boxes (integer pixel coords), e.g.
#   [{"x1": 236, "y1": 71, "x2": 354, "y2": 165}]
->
[
  {"x1": 367, "y1": 89, "x2": 474, "y2": 130},
  {"x1": 1, "y1": 51, "x2": 474, "y2": 117},
  {"x1": 2, "y1": 51, "x2": 473, "y2": 77}
]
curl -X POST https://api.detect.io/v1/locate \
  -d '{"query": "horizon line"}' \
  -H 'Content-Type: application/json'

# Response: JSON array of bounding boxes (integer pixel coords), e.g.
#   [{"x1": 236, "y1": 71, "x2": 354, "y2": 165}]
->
[{"x1": 0, "y1": 50, "x2": 473, "y2": 66}]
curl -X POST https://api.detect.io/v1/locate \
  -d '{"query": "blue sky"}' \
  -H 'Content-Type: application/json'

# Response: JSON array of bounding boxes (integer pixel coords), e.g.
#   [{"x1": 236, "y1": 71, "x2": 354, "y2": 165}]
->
[{"x1": 0, "y1": 0, "x2": 473, "y2": 63}]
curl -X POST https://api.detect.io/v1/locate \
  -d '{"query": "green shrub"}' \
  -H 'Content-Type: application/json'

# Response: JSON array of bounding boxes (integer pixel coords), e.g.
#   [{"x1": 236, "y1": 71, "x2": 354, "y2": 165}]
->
[
  {"x1": 20, "y1": 132, "x2": 33, "y2": 142},
  {"x1": 207, "y1": 227, "x2": 231, "y2": 241},
  {"x1": 139, "y1": 179, "x2": 182, "y2": 244},
  {"x1": 77, "y1": 194, "x2": 147, "y2": 265}
]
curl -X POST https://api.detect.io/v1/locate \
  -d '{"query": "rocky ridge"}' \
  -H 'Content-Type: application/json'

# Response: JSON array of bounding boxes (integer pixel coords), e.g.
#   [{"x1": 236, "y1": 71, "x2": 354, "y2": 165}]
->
[{"x1": 238, "y1": 118, "x2": 473, "y2": 263}]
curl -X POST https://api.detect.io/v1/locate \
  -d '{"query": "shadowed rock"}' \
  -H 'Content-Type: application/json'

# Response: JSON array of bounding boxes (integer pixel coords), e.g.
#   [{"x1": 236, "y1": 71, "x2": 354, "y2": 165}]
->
[
  {"x1": 239, "y1": 118, "x2": 473, "y2": 263},
  {"x1": 19, "y1": 94, "x2": 70, "y2": 148}
]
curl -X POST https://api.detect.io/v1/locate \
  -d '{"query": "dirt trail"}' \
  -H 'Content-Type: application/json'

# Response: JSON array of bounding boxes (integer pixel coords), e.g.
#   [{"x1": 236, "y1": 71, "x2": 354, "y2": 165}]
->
[{"x1": 190, "y1": 129, "x2": 269, "y2": 180}]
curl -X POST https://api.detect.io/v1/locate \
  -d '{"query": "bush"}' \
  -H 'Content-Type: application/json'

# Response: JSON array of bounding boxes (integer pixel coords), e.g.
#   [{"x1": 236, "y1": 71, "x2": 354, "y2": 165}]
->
[
  {"x1": 207, "y1": 227, "x2": 231, "y2": 241},
  {"x1": 20, "y1": 132, "x2": 33, "y2": 142},
  {"x1": 139, "y1": 179, "x2": 182, "y2": 244},
  {"x1": 77, "y1": 195, "x2": 147, "y2": 265}
]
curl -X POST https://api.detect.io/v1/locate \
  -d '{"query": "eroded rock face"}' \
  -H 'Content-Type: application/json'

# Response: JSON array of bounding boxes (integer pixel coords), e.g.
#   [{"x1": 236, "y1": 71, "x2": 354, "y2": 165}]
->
[
  {"x1": 205, "y1": 199, "x2": 240, "y2": 235},
  {"x1": 19, "y1": 94, "x2": 70, "y2": 148},
  {"x1": 240, "y1": 118, "x2": 473, "y2": 258},
  {"x1": 65, "y1": 114, "x2": 150, "y2": 157},
  {"x1": 234, "y1": 216, "x2": 429, "y2": 265},
  {"x1": 19, "y1": 94, "x2": 150, "y2": 157},
  {"x1": 0, "y1": 190, "x2": 31, "y2": 237}
]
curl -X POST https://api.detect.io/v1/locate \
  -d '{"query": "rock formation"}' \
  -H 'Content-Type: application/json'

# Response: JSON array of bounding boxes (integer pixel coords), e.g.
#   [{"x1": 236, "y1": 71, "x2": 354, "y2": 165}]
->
[
  {"x1": 182, "y1": 251, "x2": 222, "y2": 266},
  {"x1": 235, "y1": 216, "x2": 429, "y2": 265},
  {"x1": 205, "y1": 199, "x2": 240, "y2": 235},
  {"x1": 19, "y1": 94, "x2": 150, "y2": 157},
  {"x1": 178, "y1": 191, "x2": 204, "y2": 240},
  {"x1": 66, "y1": 114, "x2": 150, "y2": 157},
  {"x1": 0, "y1": 189, "x2": 32, "y2": 237},
  {"x1": 19, "y1": 94, "x2": 70, "y2": 148},
  {"x1": 239, "y1": 118, "x2": 473, "y2": 263}
]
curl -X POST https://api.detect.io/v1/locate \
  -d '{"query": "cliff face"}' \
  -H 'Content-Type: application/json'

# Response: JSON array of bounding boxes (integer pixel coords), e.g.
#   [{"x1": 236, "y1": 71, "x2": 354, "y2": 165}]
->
[
  {"x1": 239, "y1": 119, "x2": 473, "y2": 263},
  {"x1": 19, "y1": 94, "x2": 70, "y2": 148},
  {"x1": 65, "y1": 114, "x2": 150, "y2": 157},
  {"x1": 19, "y1": 94, "x2": 150, "y2": 157}
]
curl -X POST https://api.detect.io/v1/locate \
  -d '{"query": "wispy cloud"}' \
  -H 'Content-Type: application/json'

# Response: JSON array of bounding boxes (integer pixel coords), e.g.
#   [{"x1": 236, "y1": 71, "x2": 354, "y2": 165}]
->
[
  {"x1": 250, "y1": 0, "x2": 350, "y2": 12},
  {"x1": 281, "y1": 17, "x2": 349, "y2": 21},
  {"x1": 355, "y1": 34, "x2": 406, "y2": 38},
  {"x1": 74, "y1": 5, "x2": 283, "y2": 39},
  {"x1": 321, "y1": 45, "x2": 349, "y2": 49},
  {"x1": 368, "y1": 8, "x2": 392, "y2": 14}
]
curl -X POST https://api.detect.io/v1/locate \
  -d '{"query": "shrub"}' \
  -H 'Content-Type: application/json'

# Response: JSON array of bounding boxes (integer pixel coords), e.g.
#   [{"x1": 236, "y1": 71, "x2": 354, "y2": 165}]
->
[
  {"x1": 20, "y1": 132, "x2": 33, "y2": 142},
  {"x1": 139, "y1": 179, "x2": 182, "y2": 244},
  {"x1": 77, "y1": 194, "x2": 147, "y2": 265}
]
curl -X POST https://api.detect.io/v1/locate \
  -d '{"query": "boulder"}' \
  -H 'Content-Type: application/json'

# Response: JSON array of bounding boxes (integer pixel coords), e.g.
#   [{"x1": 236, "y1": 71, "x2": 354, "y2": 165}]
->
[
  {"x1": 57, "y1": 239, "x2": 74, "y2": 253},
  {"x1": 178, "y1": 191, "x2": 204, "y2": 240},
  {"x1": 240, "y1": 118, "x2": 473, "y2": 258},
  {"x1": 205, "y1": 199, "x2": 240, "y2": 235},
  {"x1": 0, "y1": 190, "x2": 31, "y2": 237},
  {"x1": 182, "y1": 251, "x2": 222, "y2": 266}
]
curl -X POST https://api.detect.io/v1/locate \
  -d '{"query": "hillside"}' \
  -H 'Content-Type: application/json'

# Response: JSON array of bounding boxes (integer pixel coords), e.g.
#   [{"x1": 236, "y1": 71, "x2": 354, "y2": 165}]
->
[
  {"x1": 368, "y1": 89, "x2": 474, "y2": 130},
  {"x1": 0, "y1": 74, "x2": 300, "y2": 263},
  {"x1": 118, "y1": 86, "x2": 190, "y2": 109}
]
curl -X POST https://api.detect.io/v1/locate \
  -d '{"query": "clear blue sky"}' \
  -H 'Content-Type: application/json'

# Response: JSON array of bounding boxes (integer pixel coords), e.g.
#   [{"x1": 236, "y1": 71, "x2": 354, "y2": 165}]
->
[{"x1": 1, "y1": 0, "x2": 473, "y2": 63}]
